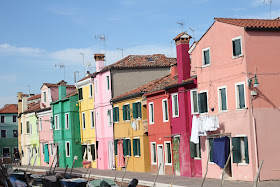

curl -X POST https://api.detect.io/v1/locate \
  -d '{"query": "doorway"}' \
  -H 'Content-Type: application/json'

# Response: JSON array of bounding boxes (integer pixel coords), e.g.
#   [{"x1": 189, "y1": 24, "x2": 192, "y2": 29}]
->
[
  {"x1": 157, "y1": 145, "x2": 164, "y2": 175},
  {"x1": 172, "y1": 136, "x2": 180, "y2": 176},
  {"x1": 108, "y1": 141, "x2": 114, "y2": 169}
]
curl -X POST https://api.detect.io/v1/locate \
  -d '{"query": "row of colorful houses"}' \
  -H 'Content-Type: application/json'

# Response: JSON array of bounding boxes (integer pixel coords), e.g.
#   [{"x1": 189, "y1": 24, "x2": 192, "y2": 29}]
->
[{"x1": 16, "y1": 18, "x2": 280, "y2": 181}]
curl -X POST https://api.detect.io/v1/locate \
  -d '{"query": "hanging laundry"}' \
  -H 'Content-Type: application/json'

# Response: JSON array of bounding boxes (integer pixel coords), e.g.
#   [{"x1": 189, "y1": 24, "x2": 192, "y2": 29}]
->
[
  {"x1": 117, "y1": 140, "x2": 125, "y2": 167},
  {"x1": 191, "y1": 116, "x2": 199, "y2": 143},
  {"x1": 130, "y1": 121, "x2": 137, "y2": 131},
  {"x1": 44, "y1": 144, "x2": 49, "y2": 163},
  {"x1": 213, "y1": 136, "x2": 230, "y2": 168}
]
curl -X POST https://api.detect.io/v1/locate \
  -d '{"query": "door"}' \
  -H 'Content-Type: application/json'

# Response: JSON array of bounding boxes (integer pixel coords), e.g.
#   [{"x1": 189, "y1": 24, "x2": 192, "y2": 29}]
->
[
  {"x1": 108, "y1": 141, "x2": 114, "y2": 169},
  {"x1": 55, "y1": 145, "x2": 59, "y2": 167},
  {"x1": 172, "y1": 136, "x2": 180, "y2": 176},
  {"x1": 157, "y1": 145, "x2": 164, "y2": 175}
]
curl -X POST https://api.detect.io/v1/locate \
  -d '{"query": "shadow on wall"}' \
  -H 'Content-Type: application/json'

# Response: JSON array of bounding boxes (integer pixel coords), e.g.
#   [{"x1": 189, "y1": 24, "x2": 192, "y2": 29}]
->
[{"x1": 255, "y1": 88, "x2": 280, "y2": 112}]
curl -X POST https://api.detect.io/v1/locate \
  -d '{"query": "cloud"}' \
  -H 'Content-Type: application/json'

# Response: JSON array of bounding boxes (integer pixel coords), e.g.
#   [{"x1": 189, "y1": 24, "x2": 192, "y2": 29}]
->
[
  {"x1": 235, "y1": 8, "x2": 280, "y2": 19},
  {"x1": 0, "y1": 96, "x2": 17, "y2": 109},
  {"x1": 0, "y1": 74, "x2": 16, "y2": 83},
  {"x1": 252, "y1": 0, "x2": 280, "y2": 7},
  {"x1": 0, "y1": 43, "x2": 46, "y2": 57}
]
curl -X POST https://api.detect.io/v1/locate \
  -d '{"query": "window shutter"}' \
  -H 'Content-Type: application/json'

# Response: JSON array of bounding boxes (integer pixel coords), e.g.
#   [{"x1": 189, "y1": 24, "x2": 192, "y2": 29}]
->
[
  {"x1": 232, "y1": 40, "x2": 236, "y2": 56},
  {"x1": 91, "y1": 145, "x2": 95, "y2": 160},
  {"x1": 138, "y1": 102, "x2": 142, "y2": 118},
  {"x1": 198, "y1": 93, "x2": 203, "y2": 113},
  {"x1": 123, "y1": 105, "x2": 127, "y2": 121},
  {"x1": 208, "y1": 138, "x2": 214, "y2": 162},
  {"x1": 221, "y1": 88, "x2": 227, "y2": 110},
  {"x1": 232, "y1": 137, "x2": 241, "y2": 163},
  {"x1": 244, "y1": 137, "x2": 249, "y2": 164},
  {"x1": 127, "y1": 105, "x2": 131, "y2": 120},
  {"x1": 204, "y1": 50, "x2": 210, "y2": 65},
  {"x1": 113, "y1": 108, "x2": 116, "y2": 122},
  {"x1": 238, "y1": 85, "x2": 245, "y2": 108},
  {"x1": 114, "y1": 140, "x2": 118, "y2": 156},
  {"x1": 133, "y1": 139, "x2": 137, "y2": 156},
  {"x1": 123, "y1": 139, "x2": 127, "y2": 156},
  {"x1": 234, "y1": 39, "x2": 241, "y2": 56},
  {"x1": 127, "y1": 139, "x2": 131, "y2": 156},
  {"x1": 116, "y1": 107, "x2": 119, "y2": 122},
  {"x1": 190, "y1": 141, "x2": 196, "y2": 158},
  {"x1": 132, "y1": 103, "x2": 137, "y2": 119},
  {"x1": 137, "y1": 139, "x2": 141, "y2": 156}
]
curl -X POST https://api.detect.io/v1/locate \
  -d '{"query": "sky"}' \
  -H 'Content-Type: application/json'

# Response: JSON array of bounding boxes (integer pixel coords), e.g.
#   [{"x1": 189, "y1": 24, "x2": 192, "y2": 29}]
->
[{"x1": 0, "y1": 0, "x2": 279, "y2": 108}]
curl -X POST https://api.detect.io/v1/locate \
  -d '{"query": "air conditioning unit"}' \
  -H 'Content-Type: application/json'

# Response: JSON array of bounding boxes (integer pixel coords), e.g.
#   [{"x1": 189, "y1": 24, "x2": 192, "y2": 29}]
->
[{"x1": 251, "y1": 90, "x2": 257, "y2": 96}]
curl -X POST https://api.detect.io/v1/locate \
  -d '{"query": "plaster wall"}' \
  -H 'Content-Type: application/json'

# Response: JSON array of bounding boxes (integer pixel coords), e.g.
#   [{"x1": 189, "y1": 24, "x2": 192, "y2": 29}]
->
[
  {"x1": 29, "y1": 113, "x2": 40, "y2": 166},
  {"x1": 20, "y1": 113, "x2": 31, "y2": 165}
]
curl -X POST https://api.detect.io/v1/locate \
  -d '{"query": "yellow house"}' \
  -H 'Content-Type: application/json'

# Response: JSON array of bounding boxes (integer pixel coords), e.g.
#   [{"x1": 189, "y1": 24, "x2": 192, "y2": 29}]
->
[
  {"x1": 76, "y1": 74, "x2": 97, "y2": 168},
  {"x1": 112, "y1": 86, "x2": 151, "y2": 172}
]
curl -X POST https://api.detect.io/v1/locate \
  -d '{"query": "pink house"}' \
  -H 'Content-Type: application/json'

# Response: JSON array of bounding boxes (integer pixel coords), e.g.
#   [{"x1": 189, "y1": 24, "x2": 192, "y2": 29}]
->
[
  {"x1": 189, "y1": 18, "x2": 280, "y2": 181},
  {"x1": 37, "y1": 81, "x2": 76, "y2": 166}
]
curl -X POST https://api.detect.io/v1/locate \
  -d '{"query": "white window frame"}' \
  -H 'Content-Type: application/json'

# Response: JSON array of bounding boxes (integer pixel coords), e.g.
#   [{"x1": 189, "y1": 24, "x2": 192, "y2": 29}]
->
[
  {"x1": 217, "y1": 86, "x2": 228, "y2": 112},
  {"x1": 150, "y1": 142, "x2": 157, "y2": 165},
  {"x1": 89, "y1": 84, "x2": 93, "y2": 98},
  {"x1": 199, "y1": 90, "x2": 209, "y2": 114},
  {"x1": 190, "y1": 89, "x2": 199, "y2": 114},
  {"x1": 106, "y1": 75, "x2": 110, "y2": 90},
  {"x1": 41, "y1": 143, "x2": 44, "y2": 155},
  {"x1": 26, "y1": 121, "x2": 30, "y2": 134},
  {"x1": 65, "y1": 113, "x2": 69, "y2": 129},
  {"x1": 149, "y1": 102, "x2": 154, "y2": 124},
  {"x1": 54, "y1": 115, "x2": 59, "y2": 130},
  {"x1": 50, "y1": 143, "x2": 54, "y2": 156},
  {"x1": 164, "y1": 141, "x2": 172, "y2": 165},
  {"x1": 65, "y1": 141, "x2": 70, "y2": 157},
  {"x1": 90, "y1": 110, "x2": 94, "y2": 128},
  {"x1": 1, "y1": 130, "x2": 7, "y2": 138},
  {"x1": 133, "y1": 137, "x2": 140, "y2": 157},
  {"x1": 172, "y1": 93, "x2": 179, "y2": 117},
  {"x1": 39, "y1": 118, "x2": 42, "y2": 131},
  {"x1": 202, "y1": 47, "x2": 211, "y2": 67},
  {"x1": 135, "y1": 100, "x2": 142, "y2": 119},
  {"x1": 82, "y1": 112, "x2": 86, "y2": 129},
  {"x1": 235, "y1": 134, "x2": 248, "y2": 165},
  {"x1": 235, "y1": 81, "x2": 246, "y2": 110},
  {"x1": 107, "y1": 109, "x2": 112, "y2": 127},
  {"x1": 162, "y1": 99, "x2": 169, "y2": 122},
  {"x1": 43, "y1": 91, "x2": 46, "y2": 103},
  {"x1": 232, "y1": 36, "x2": 243, "y2": 59}
]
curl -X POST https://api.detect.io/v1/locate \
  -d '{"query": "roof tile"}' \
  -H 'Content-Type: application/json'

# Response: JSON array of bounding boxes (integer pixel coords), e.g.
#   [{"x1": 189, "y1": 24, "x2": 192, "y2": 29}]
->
[
  {"x1": 215, "y1": 18, "x2": 280, "y2": 29},
  {"x1": 0, "y1": 104, "x2": 18, "y2": 114}
]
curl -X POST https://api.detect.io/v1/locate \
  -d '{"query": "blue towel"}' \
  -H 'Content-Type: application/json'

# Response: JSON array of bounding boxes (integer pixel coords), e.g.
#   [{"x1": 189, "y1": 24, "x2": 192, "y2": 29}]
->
[{"x1": 213, "y1": 136, "x2": 230, "y2": 168}]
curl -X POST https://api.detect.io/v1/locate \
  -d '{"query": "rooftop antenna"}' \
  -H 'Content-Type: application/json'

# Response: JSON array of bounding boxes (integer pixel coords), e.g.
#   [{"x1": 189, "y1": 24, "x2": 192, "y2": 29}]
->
[
  {"x1": 264, "y1": 0, "x2": 272, "y2": 19},
  {"x1": 117, "y1": 48, "x2": 124, "y2": 59},
  {"x1": 86, "y1": 61, "x2": 92, "y2": 72},
  {"x1": 95, "y1": 34, "x2": 107, "y2": 66},
  {"x1": 74, "y1": 71, "x2": 79, "y2": 83},
  {"x1": 176, "y1": 22, "x2": 184, "y2": 32},
  {"x1": 189, "y1": 28, "x2": 195, "y2": 40},
  {"x1": 170, "y1": 41, "x2": 173, "y2": 57},
  {"x1": 55, "y1": 63, "x2": 66, "y2": 81},
  {"x1": 80, "y1": 53, "x2": 85, "y2": 76},
  {"x1": 27, "y1": 85, "x2": 30, "y2": 95}
]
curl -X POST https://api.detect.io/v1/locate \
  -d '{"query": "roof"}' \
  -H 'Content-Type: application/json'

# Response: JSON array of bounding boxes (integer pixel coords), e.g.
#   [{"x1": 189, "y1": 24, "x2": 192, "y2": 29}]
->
[
  {"x1": 27, "y1": 94, "x2": 41, "y2": 101},
  {"x1": 77, "y1": 72, "x2": 98, "y2": 83},
  {"x1": 101, "y1": 54, "x2": 176, "y2": 73},
  {"x1": 0, "y1": 104, "x2": 18, "y2": 114},
  {"x1": 173, "y1": 32, "x2": 192, "y2": 41},
  {"x1": 62, "y1": 90, "x2": 78, "y2": 99},
  {"x1": 24, "y1": 102, "x2": 40, "y2": 113},
  {"x1": 41, "y1": 80, "x2": 76, "y2": 89},
  {"x1": 215, "y1": 18, "x2": 280, "y2": 29}
]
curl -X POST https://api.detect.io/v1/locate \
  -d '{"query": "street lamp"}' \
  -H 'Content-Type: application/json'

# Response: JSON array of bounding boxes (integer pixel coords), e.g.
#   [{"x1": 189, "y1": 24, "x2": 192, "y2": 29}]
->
[{"x1": 80, "y1": 53, "x2": 85, "y2": 76}]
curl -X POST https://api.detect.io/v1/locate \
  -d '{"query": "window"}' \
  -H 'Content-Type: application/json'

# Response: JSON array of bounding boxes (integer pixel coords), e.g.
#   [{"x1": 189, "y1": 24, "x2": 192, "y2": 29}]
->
[
  {"x1": 41, "y1": 143, "x2": 44, "y2": 155},
  {"x1": 218, "y1": 87, "x2": 228, "y2": 111},
  {"x1": 190, "y1": 89, "x2": 199, "y2": 114},
  {"x1": 50, "y1": 116, "x2": 53, "y2": 129},
  {"x1": 232, "y1": 136, "x2": 249, "y2": 164},
  {"x1": 1, "y1": 130, "x2": 6, "y2": 138},
  {"x1": 202, "y1": 47, "x2": 210, "y2": 66},
  {"x1": 54, "y1": 115, "x2": 59, "y2": 130},
  {"x1": 113, "y1": 107, "x2": 119, "y2": 122},
  {"x1": 198, "y1": 91, "x2": 208, "y2": 113},
  {"x1": 3, "y1": 148, "x2": 10, "y2": 156},
  {"x1": 90, "y1": 110, "x2": 94, "y2": 128},
  {"x1": 13, "y1": 115, "x2": 17, "y2": 122},
  {"x1": 172, "y1": 94, "x2": 179, "y2": 117},
  {"x1": 89, "y1": 84, "x2": 93, "y2": 98},
  {"x1": 114, "y1": 139, "x2": 118, "y2": 156},
  {"x1": 91, "y1": 144, "x2": 96, "y2": 160},
  {"x1": 78, "y1": 88, "x2": 83, "y2": 100},
  {"x1": 190, "y1": 140, "x2": 201, "y2": 159},
  {"x1": 164, "y1": 142, "x2": 172, "y2": 164},
  {"x1": 21, "y1": 123, "x2": 22, "y2": 134},
  {"x1": 123, "y1": 138, "x2": 131, "y2": 156},
  {"x1": 26, "y1": 121, "x2": 30, "y2": 134},
  {"x1": 50, "y1": 143, "x2": 53, "y2": 156},
  {"x1": 36, "y1": 120, "x2": 38, "y2": 133},
  {"x1": 82, "y1": 112, "x2": 86, "y2": 129},
  {"x1": 95, "y1": 80, "x2": 98, "y2": 94},
  {"x1": 1, "y1": 116, "x2": 4, "y2": 123},
  {"x1": 122, "y1": 104, "x2": 130, "y2": 121},
  {"x1": 207, "y1": 138, "x2": 214, "y2": 162},
  {"x1": 65, "y1": 113, "x2": 69, "y2": 129},
  {"x1": 106, "y1": 75, "x2": 110, "y2": 90},
  {"x1": 149, "y1": 102, "x2": 154, "y2": 124},
  {"x1": 39, "y1": 118, "x2": 42, "y2": 130},
  {"x1": 43, "y1": 91, "x2": 46, "y2": 102},
  {"x1": 151, "y1": 142, "x2": 157, "y2": 164},
  {"x1": 133, "y1": 102, "x2": 142, "y2": 119},
  {"x1": 13, "y1": 130, "x2": 18, "y2": 137},
  {"x1": 162, "y1": 99, "x2": 169, "y2": 122},
  {"x1": 65, "y1": 141, "x2": 70, "y2": 157},
  {"x1": 236, "y1": 82, "x2": 246, "y2": 109},
  {"x1": 232, "y1": 36, "x2": 242, "y2": 57},
  {"x1": 133, "y1": 138, "x2": 140, "y2": 156},
  {"x1": 107, "y1": 110, "x2": 112, "y2": 127}
]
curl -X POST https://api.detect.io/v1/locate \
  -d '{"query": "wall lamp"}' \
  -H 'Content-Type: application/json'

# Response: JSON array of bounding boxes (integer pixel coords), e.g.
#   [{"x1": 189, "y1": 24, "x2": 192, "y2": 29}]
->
[{"x1": 248, "y1": 74, "x2": 259, "y2": 88}]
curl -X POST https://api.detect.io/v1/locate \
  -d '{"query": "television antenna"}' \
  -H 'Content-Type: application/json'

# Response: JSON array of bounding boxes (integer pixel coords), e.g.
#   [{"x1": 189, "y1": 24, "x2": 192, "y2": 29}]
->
[
  {"x1": 74, "y1": 71, "x2": 79, "y2": 83},
  {"x1": 55, "y1": 63, "x2": 66, "y2": 80},
  {"x1": 117, "y1": 48, "x2": 124, "y2": 58},
  {"x1": 176, "y1": 22, "x2": 184, "y2": 32},
  {"x1": 189, "y1": 28, "x2": 195, "y2": 40},
  {"x1": 95, "y1": 34, "x2": 107, "y2": 65},
  {"x1": 264, "y1": 0, "x2": 272, "y2": 19}
]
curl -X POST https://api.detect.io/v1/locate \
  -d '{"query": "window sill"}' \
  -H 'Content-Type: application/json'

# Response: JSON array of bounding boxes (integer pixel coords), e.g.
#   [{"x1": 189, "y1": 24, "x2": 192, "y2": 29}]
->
[
  {"x1": 191, "y1": 112, "x2": 199, "y2": 115},
  {"x1": 199, "y1": 112, "x2": 209, "y2": 116},
  {"x1": 194, "y1": 157, "x2": 201, "y2": 160},
  {"x1": 149, "y1": 122, "x2": 154, "y2": 125},
  {"x1": 90, "y1": 127, "x2": 95, "y2": 129},
  {"x1": 236, "y1": 108, "x2": 247, "y2": 111},
  {"x1": 165, "y1": 163, "x2": 172, "y2": 166},
  {"x1": 88, "y1": 97, "x2": 93, "y2": 99},
  {"x1": 238, "y1": 163, "x2": 248, "y2": 166},
  {"x1": 232, "y1": 54, "x2": 243, "y2": 59},
  {"x1": 218, "y1": 110, "x2": 228, "y2": 113},
  {"x1": 202, "y1": 64, "x2": 211, "y2": 68},
  {"x1": 163, "y1": 120, "x2": 169, "y2": 123},
  {"x1": 172, "y1": 115, "x2": 179, "y2": 118},
  {"x1": 151, "y1": 162, "x2": 157, "y2": 165},
  {"x1": 208, "y1": 162, "x2": 215, "y2": 164},
  {"x1": 134, "y1": 155, "x2": 140, "y2": 158},
  {"x1": 125, "y1": 156, "x2": 131, "y2": 158}
]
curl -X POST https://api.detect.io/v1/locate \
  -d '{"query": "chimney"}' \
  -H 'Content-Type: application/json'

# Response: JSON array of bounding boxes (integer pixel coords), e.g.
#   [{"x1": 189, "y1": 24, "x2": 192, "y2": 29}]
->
[
  {"x1": 94, "y1": 54, "x2": 105, "y2": 72},
  {"x1": 58, "y1": 80, "x2": 67, "y2": 100},
  {"x1": 174, "y1": 32, "x2": 192, "y2": 84},
  {"x1": 170, "y1": 63, "x2": 178, "y2": 78},
  {"x1": 86, "y1": 71, "x2": 91, "y2": 77}
]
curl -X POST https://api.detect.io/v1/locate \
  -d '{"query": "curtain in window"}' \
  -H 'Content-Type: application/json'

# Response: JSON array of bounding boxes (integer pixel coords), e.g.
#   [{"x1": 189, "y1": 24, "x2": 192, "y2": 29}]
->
[
  {"x1": 233, "y1": 39, "x2": 241, "y2": 56},
  {"x1": 117, "y1": 140, "x2": 125, "y2": 167}
]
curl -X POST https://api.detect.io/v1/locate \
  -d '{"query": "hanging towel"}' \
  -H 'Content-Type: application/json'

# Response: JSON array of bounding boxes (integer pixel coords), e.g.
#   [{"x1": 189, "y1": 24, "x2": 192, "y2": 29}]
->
[
  {"x1": 117, "y1": 140, "x2": 125, "y2": 167},
  {"x1": 190, "y1": 116, "x2": 199, "y2": 143},
  {"x1": 213, "y1": 136, "x2": 230, "y2": 168},
  {"x1": 44, "y1": 144, "x2": 49, "y2": 163},
  {"x1": 130, "y1": 121, "x2": 137, "y2": 131}
]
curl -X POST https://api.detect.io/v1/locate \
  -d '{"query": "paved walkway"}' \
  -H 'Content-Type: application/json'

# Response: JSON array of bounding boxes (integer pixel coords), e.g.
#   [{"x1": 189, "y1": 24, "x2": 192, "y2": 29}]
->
[{"x1": 17, "y1": 165, "x2": 280, "y2": 187}]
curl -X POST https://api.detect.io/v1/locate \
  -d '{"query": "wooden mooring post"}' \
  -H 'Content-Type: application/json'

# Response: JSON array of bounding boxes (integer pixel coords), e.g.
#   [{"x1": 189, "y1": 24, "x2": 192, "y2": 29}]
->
[
  {"x1": 253, "y1": 160, "x2": 264, "y2": 187},
  {"x1": 153, "y1": 163, "x2": 161, "y2": 187}
]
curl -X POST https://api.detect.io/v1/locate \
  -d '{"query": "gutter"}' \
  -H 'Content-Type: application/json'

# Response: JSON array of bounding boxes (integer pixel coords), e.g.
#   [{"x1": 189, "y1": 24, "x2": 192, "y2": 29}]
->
[
  {"x1": 164, "y1": 79, "x2": 194, "y2": 90},
  {"x1": 111, "y1": 92, "x2": 143, "y2": 103}
]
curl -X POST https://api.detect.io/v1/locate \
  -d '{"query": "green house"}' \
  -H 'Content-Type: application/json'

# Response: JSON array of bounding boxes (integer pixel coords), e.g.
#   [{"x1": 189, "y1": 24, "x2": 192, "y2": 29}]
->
[{"x1": 51, "y1": 82, "x2": 82, "y2": 168}]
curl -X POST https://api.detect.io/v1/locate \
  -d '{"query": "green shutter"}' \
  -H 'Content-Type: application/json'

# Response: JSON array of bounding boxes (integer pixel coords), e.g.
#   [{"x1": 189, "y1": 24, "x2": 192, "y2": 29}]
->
[
  {"x1": 127, "y1": 105, "x2": 131, "y2": 120},
  {"x1": 190, "y1": 141, "x2": 196, "y2": 158},
  {"x1": 123, "y1": 105, "x2": 127, "y2": 121},
  {"x1": 137, "y1": 139, "x2": 141, "y2": 156},
  {"x1": 208, "y1": 138, "x2": 214, "y2": 162},
  {"x1": 232, "y1": 137, "x2": 241, "y2": 163},
  {"x1": 123, "y1": 139, "x2": 127, "y2": 156},
  {"x1": 127, "y1": 139, "x2": 131, "y2": 156},
  {"x1": 138, "y1": 102, "x2": 142, "y2": 118},
  {"x1": 113, "y1": 108, "x2": 116, "y2": 122},
  {"x1": 114, "y1": 140, "x2": 118, "y2": 155},
  {"x1": 133, "y1": 139, "x2": 137, "y2": 156},
  {"x1": 132, "y1": 103, "x2": 137, "y2": 119},
  {"x1": 244, "y1": 137, "x2": 249, "y2": 164}
]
